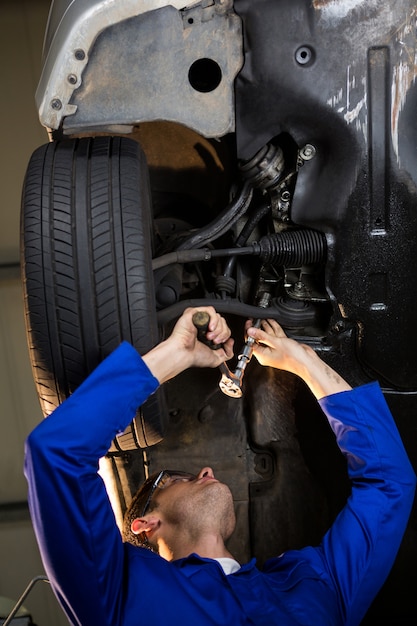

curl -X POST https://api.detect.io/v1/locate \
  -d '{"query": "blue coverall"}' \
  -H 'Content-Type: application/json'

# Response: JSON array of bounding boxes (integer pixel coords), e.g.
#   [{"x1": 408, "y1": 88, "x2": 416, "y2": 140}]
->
[{"x1": 25, "y1": 342, "x2": 416, "y2": 626}]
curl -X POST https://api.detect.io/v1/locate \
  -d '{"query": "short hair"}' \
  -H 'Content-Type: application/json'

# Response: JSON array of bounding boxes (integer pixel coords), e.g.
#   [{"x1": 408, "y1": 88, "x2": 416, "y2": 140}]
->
[{"x1": 122, "y1": 471, "x2": 161, "y2": 548}]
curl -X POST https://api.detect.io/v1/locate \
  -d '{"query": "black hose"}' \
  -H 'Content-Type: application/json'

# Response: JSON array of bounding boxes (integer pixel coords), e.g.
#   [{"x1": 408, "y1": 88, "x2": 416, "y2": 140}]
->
[
  {"x1": 152, "y1": 229, "x2": 327, "y2": 271},
  {"x1": 222, "y1": 200, "x2": 271, "y2": 279},
  {"x1": 176, "y1": 182, "x2": 253, "y2": 250},
  {"x1": 152, "y1": 246, "x2": 253, "y2": 271},
  {"x1": 156, "y1": 297, "x2": 318, "y2": 327}
]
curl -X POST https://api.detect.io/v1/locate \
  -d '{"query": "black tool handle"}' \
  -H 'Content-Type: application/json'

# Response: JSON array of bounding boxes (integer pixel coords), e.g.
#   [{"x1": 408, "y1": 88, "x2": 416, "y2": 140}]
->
[{"x1": 192, "y1": 311, "x2": 221, "y2": 350}]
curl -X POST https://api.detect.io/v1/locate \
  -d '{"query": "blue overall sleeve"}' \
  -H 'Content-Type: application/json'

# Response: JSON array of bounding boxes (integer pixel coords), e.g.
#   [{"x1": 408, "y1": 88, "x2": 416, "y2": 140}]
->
[
  {"x1": 314, "y1": 383, "x2": 416, "y2": 625},
  {"x1": 24, "y1": 342, "x2": 159, "y2": 626}
]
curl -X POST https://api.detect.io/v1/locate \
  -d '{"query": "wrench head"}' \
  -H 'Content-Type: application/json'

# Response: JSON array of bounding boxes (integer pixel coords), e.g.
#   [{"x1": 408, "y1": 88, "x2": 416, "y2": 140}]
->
[{"x1": 219, "y1": 373, "x2": 242, "y2": 398}]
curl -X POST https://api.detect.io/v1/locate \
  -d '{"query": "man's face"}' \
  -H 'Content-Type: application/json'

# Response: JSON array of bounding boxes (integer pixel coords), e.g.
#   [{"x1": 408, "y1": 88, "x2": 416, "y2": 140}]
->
[{"x1": 152, "y1": 467, "x2": 236, "y2": 542}]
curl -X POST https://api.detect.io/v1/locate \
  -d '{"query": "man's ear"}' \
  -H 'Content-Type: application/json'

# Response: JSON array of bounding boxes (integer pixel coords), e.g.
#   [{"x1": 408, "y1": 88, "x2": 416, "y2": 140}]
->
[{"x1": 131, "y1": 515, "x2": 160, "y2": 535}]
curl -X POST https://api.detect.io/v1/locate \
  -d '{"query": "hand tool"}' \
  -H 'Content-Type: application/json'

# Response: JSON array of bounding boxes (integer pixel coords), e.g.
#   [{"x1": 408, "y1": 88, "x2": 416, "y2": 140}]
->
[
  {"x1": 192, "y1": 311, "x2": 242, "y2": 397},
  {"x1": 191, "y1": 293, "x2": 271, "y2": 398}
]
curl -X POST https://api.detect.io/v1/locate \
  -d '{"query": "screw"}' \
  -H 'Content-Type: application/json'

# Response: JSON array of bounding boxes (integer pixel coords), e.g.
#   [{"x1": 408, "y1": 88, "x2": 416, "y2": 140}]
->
[
  {"x1": 67, "y1": 74, "x2": 77, "y2": 85},
  {"x1": 74, "y1": 49, "x2": 85, "y2": 61},
  {"x1": 50, "y1": 98, "x2": 62, "y2": 110}
]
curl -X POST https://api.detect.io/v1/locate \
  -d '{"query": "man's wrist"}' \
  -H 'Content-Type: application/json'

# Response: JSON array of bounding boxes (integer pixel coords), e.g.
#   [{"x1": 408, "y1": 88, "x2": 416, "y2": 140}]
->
[
  {"x1": 142, "y1": 338, "x2": 191, "y2": 385},
  {"x1": 289, "y1": 344, "x2": 351, "y2": 400}
]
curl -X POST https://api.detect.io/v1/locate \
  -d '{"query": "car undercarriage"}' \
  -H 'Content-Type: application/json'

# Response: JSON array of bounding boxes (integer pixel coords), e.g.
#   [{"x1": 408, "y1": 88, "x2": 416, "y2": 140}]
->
[{"x1": 20, "y1": 1, "x2": 417, "y2": 623}]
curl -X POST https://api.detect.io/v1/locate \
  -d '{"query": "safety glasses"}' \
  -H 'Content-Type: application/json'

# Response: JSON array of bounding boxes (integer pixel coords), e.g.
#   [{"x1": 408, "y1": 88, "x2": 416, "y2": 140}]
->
[{"x1": 140, "y1": 470, "x2": 197, "y2": 518}]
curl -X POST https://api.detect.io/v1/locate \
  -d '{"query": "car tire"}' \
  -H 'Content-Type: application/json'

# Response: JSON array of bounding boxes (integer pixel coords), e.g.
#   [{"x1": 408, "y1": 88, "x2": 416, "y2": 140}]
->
[{"x1": 21, "y1": 135, "x2": 166, "y2": 449}]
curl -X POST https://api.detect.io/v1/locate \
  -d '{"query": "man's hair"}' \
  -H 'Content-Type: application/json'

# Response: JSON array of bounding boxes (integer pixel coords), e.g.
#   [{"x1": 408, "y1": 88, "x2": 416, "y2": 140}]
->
[{"x1": 122, "y1": 471, "x2": 161, "y2": 548}]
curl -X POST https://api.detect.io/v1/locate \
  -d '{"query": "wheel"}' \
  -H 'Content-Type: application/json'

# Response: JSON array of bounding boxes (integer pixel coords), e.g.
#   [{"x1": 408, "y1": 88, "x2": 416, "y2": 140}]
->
[{"x1": 21, "y1": 136, "x2": 166, "y2": 448}]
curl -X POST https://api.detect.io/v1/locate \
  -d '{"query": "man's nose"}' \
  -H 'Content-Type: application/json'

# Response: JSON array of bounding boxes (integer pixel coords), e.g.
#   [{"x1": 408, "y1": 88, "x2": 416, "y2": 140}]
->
[{"x1": 197, "y1": 467, "x2": 215, "y2": 479}]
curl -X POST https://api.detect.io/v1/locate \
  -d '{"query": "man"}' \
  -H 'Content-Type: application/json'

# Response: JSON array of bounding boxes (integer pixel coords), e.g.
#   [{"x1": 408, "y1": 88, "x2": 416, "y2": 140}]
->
[{"x1": 25, "y1": 307, "x2": 415, "y2": 626}]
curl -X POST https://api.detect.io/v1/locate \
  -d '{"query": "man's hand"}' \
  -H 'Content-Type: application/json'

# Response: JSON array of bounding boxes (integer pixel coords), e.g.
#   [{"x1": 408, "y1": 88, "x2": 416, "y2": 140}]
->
[
  {"x1": 169, "y1": 307, "x2": 234, "y2": 368},
  {"x1": 246, "y1": 319, "x2": 351, "y2": 399},
  {"x1": 143, "y1": 307, "x2": 234, "y2": 384}
]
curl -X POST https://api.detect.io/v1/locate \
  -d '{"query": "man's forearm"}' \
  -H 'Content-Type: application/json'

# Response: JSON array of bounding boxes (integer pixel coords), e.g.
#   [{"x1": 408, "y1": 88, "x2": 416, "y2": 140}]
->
[
  {"x1": 247, "y1": 320, "x2": 351, "y2": 400},
  {"x1": 142, "y1": 337, "x2": 192, "y2": 384},
  {"x1": 288, "y1": 343, "x2": 352, "y2": 400}
]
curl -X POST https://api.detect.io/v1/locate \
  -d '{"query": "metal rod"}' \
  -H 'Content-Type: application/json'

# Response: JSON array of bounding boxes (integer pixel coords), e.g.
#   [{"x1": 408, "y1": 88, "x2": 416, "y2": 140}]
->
[
  {"x1": 192, "y1": 311, "x2": 242, "y2": 398},
  {"x1": 223, "y1": 291, "x2": 272, "y2": 396},
  {"x1": 3, "y1": 576, "x2": 49, "y2": 626}
]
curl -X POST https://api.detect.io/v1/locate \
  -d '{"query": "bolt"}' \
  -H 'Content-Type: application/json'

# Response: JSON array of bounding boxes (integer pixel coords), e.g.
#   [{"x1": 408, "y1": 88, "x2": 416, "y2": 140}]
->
[
  {"x1": 300, "y1": 144, "x2": 317, "y2": 161},
  {"x1": 168, "y1": 408, "x2": 182, "y2": 424},
  {"x1": 333, "y1": 321, "x2": 345, "y2": 333},
  {"x1": 122, "y1": 453, "x2": 132, "y2": 467},
  {"x1": 67, "y1": 74, "x2": 77, "y2": 85},
  {"x1": 50, "y1": 98, "x2": 62, "y2": 110},
  {"x1": 74, "y1": 49, "x2": 85, "y2": 61},
  {"x1": 295, "y1": 45, "x2": 314, "y2": 66}
]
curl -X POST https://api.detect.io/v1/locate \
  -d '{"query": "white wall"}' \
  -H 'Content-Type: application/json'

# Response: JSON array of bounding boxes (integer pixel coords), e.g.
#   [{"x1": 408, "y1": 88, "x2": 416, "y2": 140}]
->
[
  {"x1": 0, "y1": 2, "x2": 70, "y2": 624},
  {"x1": 0, "y1": 276, "x2": 41, "y2": 502},
  {"x1": 0, "y1": 278, "x2": 69, "y2": 626},
  {"x1": 0, "y1": 0, "x2": 50, "y2": 263}
]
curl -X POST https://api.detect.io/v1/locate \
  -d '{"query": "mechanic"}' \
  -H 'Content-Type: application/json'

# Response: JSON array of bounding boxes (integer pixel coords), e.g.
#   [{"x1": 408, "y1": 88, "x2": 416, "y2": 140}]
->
[{"x1": 25, "y1": 307, "x2": 416, "y2": 626}]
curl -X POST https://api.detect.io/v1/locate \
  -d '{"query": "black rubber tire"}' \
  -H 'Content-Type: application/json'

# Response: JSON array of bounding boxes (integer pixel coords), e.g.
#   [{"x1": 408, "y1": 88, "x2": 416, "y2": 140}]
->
[{"x1": 21, "y1": 136, "x2": 165, "y2": 448}]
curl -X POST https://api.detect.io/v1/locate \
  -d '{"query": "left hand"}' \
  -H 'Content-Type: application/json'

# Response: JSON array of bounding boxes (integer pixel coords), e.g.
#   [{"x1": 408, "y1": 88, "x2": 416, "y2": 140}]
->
[{"x1": 245, "y1": 318, "x2": 351, "y2": 399}]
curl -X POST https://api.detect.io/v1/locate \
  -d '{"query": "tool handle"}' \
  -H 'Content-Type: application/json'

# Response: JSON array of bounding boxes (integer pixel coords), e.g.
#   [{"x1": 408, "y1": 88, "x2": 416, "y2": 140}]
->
[
  {"x1": 192, "y1": 310, "x2": 210, "y2": 332},
  {"x1": 192, "y1": 312, "x2": 241, "y2": 398},
  {"x1": 192, "y1": 311, "x2": 221, "y2": 349}
]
